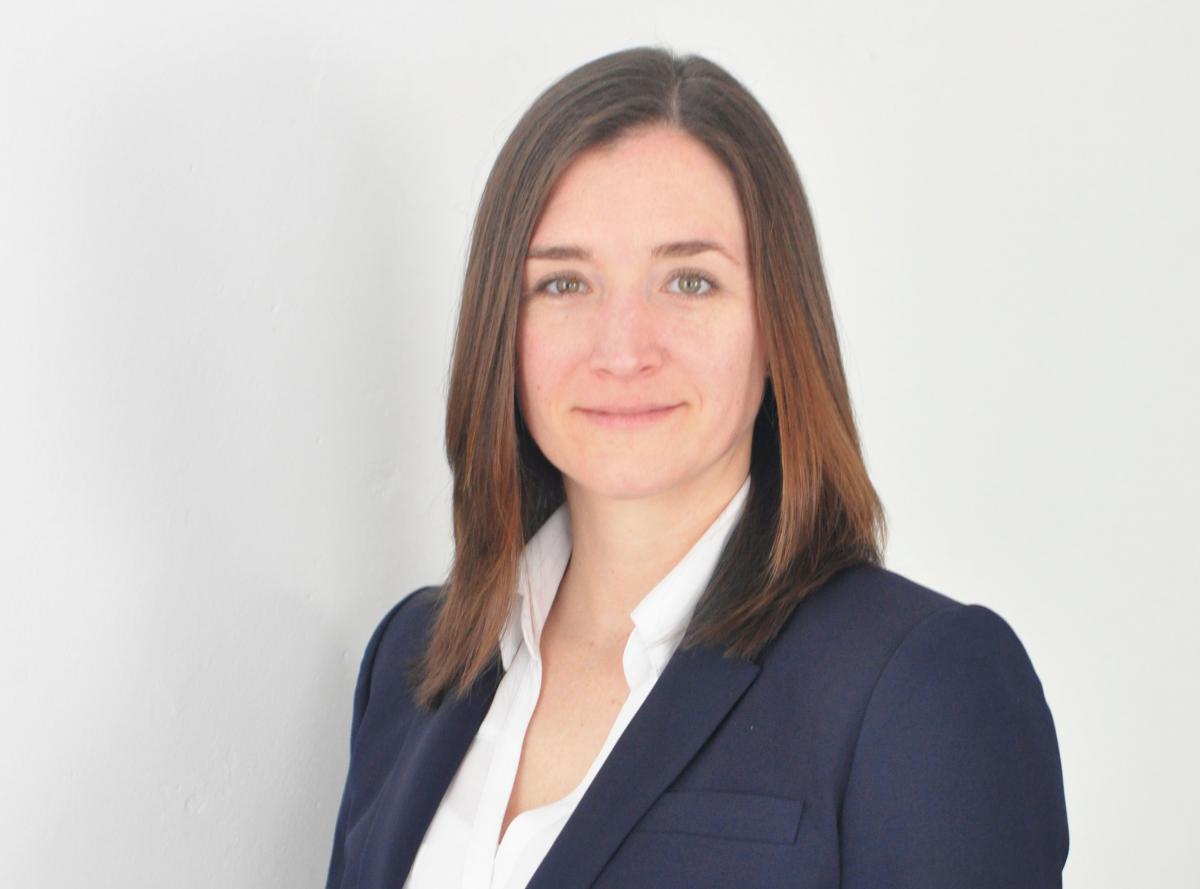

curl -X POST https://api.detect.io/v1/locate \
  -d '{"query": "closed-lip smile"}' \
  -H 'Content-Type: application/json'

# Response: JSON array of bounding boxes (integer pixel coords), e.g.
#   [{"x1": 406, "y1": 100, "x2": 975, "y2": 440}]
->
[
  {"x1": 581, "y1": 403, "x2": 679, "y2": 415},
  {"x1": 577, "y1": 403, "x2": 682, "y2": 428}
]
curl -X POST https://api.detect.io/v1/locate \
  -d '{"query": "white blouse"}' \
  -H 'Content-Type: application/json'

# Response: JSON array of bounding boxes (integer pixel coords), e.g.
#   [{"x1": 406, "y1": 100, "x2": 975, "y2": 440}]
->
[{"x1": 402, "y1": 473, "x2": 752, "y2": 889}]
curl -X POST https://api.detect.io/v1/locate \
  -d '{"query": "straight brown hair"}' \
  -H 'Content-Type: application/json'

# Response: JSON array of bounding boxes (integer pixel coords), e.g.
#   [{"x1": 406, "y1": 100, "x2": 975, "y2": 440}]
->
[{"x1": 407, "y1": 45, "x2": 887, "y2": 712}]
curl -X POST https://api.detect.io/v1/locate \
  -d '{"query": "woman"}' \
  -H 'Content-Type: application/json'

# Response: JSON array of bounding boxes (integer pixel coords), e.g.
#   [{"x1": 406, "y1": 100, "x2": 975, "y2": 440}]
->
[{"x1": 325, "y1": 47, "x2": 1069, "y2": 889}]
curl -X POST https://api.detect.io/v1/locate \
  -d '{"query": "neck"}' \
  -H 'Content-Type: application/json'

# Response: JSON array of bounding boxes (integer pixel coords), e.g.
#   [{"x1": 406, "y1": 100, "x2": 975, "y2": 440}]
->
[{"x1": 553, "y1": 458, "x2": 749, "y2": 641}]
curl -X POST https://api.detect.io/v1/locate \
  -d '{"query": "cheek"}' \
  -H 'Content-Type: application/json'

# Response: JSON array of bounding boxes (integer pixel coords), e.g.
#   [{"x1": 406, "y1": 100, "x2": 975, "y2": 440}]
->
[
  {"x1": 517, "y1": 315, "x2": 574, "y2": 418},
  {"x1": 680, "y1": 317, "x2": 763, "y2": 408}
]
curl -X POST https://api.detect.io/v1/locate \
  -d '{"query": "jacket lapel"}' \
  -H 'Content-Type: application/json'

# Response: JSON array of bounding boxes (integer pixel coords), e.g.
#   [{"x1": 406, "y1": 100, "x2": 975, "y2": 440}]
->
[
  {"x1": 354, "y1": 654, "x2": 504, "y2": 889},
  {"x1": 355, "y1": 637, "x2": 760, "y2": 889},
  {"x1": 526, "y1": 640, "x2": 761, "y2": 889}
]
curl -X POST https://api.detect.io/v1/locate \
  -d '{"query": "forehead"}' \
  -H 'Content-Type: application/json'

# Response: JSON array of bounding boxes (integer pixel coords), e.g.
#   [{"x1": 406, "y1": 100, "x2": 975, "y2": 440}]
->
[{"x1": 530, "y1": 126, "x2": 747, "y2": 257}]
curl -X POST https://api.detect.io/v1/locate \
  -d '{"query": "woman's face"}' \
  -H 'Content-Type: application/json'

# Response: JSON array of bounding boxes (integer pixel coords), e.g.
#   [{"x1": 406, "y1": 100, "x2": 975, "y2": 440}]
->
[{"x1": 517, "y1": 123, "x2": 767, "y2": 501}]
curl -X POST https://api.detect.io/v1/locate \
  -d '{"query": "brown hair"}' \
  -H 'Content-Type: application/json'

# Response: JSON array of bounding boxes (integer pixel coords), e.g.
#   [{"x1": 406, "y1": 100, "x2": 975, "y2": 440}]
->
[{"x1": 407, "y1": 45, "x2": 887, "y2": 712}]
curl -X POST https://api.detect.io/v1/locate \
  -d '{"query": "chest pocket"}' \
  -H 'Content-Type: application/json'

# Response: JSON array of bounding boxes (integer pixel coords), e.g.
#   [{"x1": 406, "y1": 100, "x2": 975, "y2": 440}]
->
[{"x1": 633, "y1": 789, "x2": 804, "y2": 845}]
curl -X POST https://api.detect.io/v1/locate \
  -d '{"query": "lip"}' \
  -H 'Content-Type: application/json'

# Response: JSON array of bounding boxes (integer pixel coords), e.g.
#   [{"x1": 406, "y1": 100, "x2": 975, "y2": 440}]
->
[{"x1": 578, "y1": 403, "x2": 682, "y2": 428}]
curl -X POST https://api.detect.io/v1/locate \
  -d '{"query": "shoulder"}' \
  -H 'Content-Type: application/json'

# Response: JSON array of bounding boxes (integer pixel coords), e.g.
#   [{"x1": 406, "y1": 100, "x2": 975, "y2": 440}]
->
[
  {"x1": 365, "y1": 585, "x2": 441, "y2": 667},
  {"x1": 776, "y1": 563, "x2": 1041, "y2": 675},
  {"x1": 793, "y1": 561, "x2": 962, "y2": 633},
  {"x1": 763, "y1": 563, "x2": 964, "y2": 682},
  {"x1": 820, "y1": 564, "x2": 1057, "y2": 751},
  {"x1": 760, "y1": 565, "x2": 1063, "y2": 797},
  {"x1": 770, "y1": 563, "x2": 1054, "y2": 733},
  {"x1": 344, "y1": 585, "x2": 442, "y2": 743},
  {"x1": 824, "y1": 567, "x2": 1069, "y2": 883},
  {"x1": 754, "y1": 565, "x2": 1069, "y2": 883}
]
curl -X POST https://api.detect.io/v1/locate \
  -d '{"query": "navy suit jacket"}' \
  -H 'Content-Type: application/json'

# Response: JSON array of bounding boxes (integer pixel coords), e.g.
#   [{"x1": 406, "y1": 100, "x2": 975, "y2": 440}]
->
[{"x1": 325, "y1": 563, "x2": 1069, "y2": 888}]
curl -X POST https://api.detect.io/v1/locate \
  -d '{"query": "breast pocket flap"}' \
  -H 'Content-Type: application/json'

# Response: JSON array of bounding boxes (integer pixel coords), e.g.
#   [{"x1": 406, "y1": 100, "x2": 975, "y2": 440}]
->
[{"x1": 634, "y1": 789, "x2": 805, "y2": 845}]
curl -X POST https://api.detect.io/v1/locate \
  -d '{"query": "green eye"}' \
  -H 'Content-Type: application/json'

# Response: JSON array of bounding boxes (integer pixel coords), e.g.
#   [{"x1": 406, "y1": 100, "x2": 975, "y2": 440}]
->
[
  {"x1": 536, "y1": 275, "x2": 589, "y2": 296},
  {"x1": 668, "y1": 269, "x2": 717, "y2": 297}
]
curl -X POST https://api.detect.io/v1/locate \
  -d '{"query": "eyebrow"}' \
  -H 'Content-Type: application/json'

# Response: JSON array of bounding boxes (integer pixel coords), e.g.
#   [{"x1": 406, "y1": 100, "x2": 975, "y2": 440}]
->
[{"x1": 525, "y1": 239, "x2": 740, "y2": 266}]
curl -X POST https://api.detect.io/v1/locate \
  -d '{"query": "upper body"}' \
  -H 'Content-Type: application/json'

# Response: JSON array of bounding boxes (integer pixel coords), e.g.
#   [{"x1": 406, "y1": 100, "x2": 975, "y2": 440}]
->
[
  {"x1": 324, "y1": 559, "x2": 1070, "y2": 888},
  {"x1": 326, "y1": 46, "x2": 1069, "y2": 889}
]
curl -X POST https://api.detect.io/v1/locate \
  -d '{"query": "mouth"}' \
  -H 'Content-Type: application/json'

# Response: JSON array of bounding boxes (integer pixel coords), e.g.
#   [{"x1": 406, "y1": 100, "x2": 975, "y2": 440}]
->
[{"x1": 577, "y1": 403, "x2": 682, "y2": 428}]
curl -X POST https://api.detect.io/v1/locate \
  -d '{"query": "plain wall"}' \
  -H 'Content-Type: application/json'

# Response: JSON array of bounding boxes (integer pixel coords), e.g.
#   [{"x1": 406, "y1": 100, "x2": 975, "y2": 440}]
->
[{"x1": 3, "y1": 1, "x2": 1197, "y2": 886}]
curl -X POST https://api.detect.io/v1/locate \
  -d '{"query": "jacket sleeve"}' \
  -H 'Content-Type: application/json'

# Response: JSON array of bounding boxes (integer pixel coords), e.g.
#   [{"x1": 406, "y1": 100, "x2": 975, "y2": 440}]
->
[
  {"x1": 324, "y1": 590, "x2": 426, "y2": 889},
  {"x1": 839, "y1": 602, "x2": 1069, "y2": 888}
]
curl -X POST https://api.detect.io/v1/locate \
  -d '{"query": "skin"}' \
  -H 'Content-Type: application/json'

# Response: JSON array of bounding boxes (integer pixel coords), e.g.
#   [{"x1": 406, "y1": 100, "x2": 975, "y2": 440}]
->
[
  {"x1": 515, "y1": 122, "x2": 768, "y2": 650},
  {"x1": 499, "y1": 122, "x2": 769, "y2": 840}
]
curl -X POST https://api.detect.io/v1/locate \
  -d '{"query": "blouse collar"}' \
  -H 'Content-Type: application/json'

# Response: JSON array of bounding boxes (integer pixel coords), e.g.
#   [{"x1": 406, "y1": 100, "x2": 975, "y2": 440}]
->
[{"x1": 499, "y1": 473, "x2": 752, "y2": 684}]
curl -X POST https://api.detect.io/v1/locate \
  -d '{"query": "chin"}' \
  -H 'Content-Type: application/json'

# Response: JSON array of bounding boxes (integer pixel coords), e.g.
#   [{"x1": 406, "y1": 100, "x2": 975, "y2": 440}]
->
[{"x1": 562, "y1": 462, "x2": 694, "y2": 501}]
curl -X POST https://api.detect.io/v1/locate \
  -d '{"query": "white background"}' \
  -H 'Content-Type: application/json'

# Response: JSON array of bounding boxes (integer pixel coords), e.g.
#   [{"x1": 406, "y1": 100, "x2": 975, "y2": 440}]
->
[{"x1": 3, "y1": 1, "x2": 1197, "y2": 887}]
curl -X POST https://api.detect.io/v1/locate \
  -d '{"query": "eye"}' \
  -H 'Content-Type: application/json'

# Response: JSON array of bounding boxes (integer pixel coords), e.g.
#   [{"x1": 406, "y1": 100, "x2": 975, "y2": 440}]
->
[
  {"x1": 666, "y1": 268, "x2": 718, "y2": 297},
  {"x1": 531, "y1": 273, "x2": 590, "y2": 297}
]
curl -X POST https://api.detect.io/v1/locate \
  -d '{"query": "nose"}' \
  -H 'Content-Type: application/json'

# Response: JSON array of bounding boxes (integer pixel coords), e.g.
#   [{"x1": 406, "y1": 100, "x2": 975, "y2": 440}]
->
[{"x1": 586, "y1": 287, "x2": 665, "y2": 378}]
